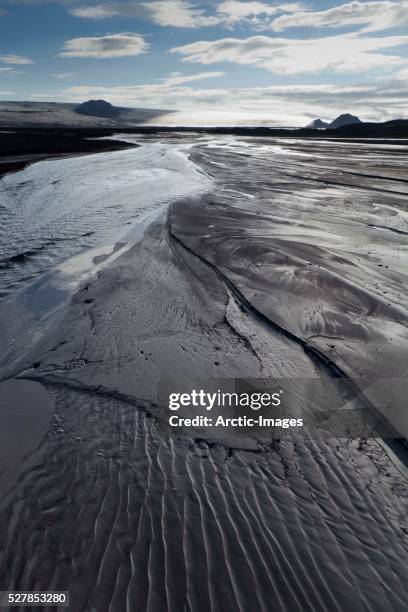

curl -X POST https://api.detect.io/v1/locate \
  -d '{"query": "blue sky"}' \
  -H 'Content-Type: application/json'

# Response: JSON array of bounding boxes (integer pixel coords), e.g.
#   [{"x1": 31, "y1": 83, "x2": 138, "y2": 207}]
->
[{"x1": 0, "y1": 0, "x2": 407, "y2": 124}]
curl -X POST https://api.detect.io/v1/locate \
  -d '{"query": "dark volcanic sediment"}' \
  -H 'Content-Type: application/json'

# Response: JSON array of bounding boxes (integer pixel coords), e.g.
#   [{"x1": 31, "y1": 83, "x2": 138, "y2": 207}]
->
[
  {"x1": 182, "y1": 138, "x2": 408, "y2": 435},
  {"x1": 0, "y1": 136, "x2": 407, "y2": 611},
  {"x1": 0, "y1": 129, "x2": 137, "y2": 177}
]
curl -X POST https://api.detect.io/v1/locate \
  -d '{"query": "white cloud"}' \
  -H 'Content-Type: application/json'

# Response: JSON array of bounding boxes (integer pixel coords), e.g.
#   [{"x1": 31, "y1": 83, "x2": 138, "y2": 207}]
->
[
  {"x1": 71, "y1": 3, "x2": 146, "y2": 19},
  {"x1": 71, "y1": 1, "x2": 218, "y2": 27},
  {"x1": 47, "y1": 72, "x2": 225, "y2": 97},
  {"x1": 71, "y1": 5, "x2": 120, "y2": 18},
  {"x1": 162, "y1": 71, "x2": 225, "y2": 86},
  {"x1": 0, "y1": 66, "x2": 23, "y2": 75},
  {"x1": 70, "y1": 0, "x2": 304, "y2": 29},
  {"x1": 59, "y1": 33, "x2": 148, "y2": 58},
  {"x1": 70, "y1": 0, "x2": 219, "y2": 27},
  {"x1": 271, "y1": 1, "x2": 408, "y2": 33},
  {"x1": 171, "y1": 32, "x2": 408, "y2": 74},
  {"x1": 51, "y1": 72, "x2": 78, "y2": 79},
  {"x1": 144, "y1": 0, "x2": 220, "y2": 27},
  {"x1": 217, "y1": 1, "x2": 302, "y2": 26},
  {"x1": 218, "y1": 1, "x2": 280, "y2": 21},
  {"x1": 0, "y1": 54, "x2": 33, "y2": 64}
]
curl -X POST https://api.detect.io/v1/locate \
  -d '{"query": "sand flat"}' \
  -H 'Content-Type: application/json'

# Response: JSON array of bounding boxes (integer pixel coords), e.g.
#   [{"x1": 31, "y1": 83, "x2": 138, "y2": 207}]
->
[
  {"x1": 0, "y1": 136, "x2": 407, "y2": 611},
  {"x1": 0, "y1": 379, "x2": 54, "y2": 500}
]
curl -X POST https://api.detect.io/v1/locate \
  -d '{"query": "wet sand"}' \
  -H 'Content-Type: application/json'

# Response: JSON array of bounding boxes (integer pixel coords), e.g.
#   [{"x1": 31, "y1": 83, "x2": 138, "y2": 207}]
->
[
  {"x1": 0, "y1": 136, "x2": 407, "y2": 611},
  {"x1": 0, "y1": 130, "x2": 136, "y2": 178},
  {"x1": 0, "y1": 379, "x2": 54, "y2": 498}
]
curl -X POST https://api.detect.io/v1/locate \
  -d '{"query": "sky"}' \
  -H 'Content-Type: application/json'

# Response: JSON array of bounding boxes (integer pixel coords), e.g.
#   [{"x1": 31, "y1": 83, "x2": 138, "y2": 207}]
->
[{"x1": 0, "y1": 0, "x2": 407, "y2": 125}]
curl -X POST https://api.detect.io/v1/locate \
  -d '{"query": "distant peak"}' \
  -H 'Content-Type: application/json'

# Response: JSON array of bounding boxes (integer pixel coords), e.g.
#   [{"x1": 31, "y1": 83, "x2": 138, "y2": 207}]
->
[
  {"x1": 306, "y1": 114, "x2": 362, "y2": 130},
  {"x1": 75, "y1": 99, "x2": 121, "y2": 119},
  {"x1": 307, "y1": 118, "x2": 329, "y2": 129},
  {"x1": 329, "y1": 113, "x2": 362, "y2": 129}
]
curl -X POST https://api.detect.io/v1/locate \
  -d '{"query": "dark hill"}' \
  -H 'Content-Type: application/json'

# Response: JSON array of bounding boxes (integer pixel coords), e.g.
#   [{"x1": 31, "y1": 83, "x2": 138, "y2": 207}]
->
[
  {"x1": 306, "y1": 114, "x2": 362, "y2": 129},
  {"x1": 328, "y1": 119, "x2": 408, "y2": 138},
  {"x1": 329, "y1": 113, "x2": 362, "y2": 129},
  {"x1": 75, "y1": 100, "x2": 121, "y2": 119}
]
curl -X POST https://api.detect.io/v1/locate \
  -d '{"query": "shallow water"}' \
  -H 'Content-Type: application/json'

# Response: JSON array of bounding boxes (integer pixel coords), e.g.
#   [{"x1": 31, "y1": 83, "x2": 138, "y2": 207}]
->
[{"x1": 0, "y1": 138, "x2": 211, "y2": 300}]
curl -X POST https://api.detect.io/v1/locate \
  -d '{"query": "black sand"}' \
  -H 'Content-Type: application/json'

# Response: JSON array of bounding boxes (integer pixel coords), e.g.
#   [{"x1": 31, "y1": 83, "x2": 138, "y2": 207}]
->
[
  {"x1": 0, "y1": 129, "x2": 137, "y2": 178},
  {"x1": 0, "y1": 136, "x2": 407, "y2": 611}
]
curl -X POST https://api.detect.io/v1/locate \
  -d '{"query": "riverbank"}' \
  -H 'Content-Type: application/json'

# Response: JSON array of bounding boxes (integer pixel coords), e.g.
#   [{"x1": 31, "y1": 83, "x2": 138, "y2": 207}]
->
[{"x1": 0, "y1": 129, "x2": 137, "y2": 178}]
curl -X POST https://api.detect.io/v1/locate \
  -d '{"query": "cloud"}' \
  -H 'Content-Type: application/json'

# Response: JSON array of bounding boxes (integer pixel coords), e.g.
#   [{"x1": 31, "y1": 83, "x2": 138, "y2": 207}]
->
[
  {"x1": 71, "y1": 5, "x2": 120, "y2": 18},
  {"x1": 48, "y1": 70, "x2": 224, "y2": 99},
  {"x1": 162, "y1": 71, "x2": 225, "y2": 86},
  {"x1": 271, "y1": 1, "x2": 408, "y2": 33},
  {"x1": 171, "y1": 32, "x2": 408, "y2": 74},
  {"x1": 396, "y1": 66, "x2": 408, "y2": 79},
  {"x1": 71, "y1": 3, "x2": 146, "y2": 18},
  {"x1": 70, "y1": 0, "x2": 304, "y2": 29},
  {"x1": 0, "y1": 66, "x2": 23, "y2": 75},
  {"x1": 71, "y1": 1, "x2": 214, "y2": 27},
  {"x1": 0, "y1": 54, "x2": 33, "y2": 64},
  {"x1": 36, "y1": 76, "x2": 408, "y2": 124},
  {"x1": 218, "y1": 1, "x2": 280, "y2": 22},
  {"x1": 217, "y1": 1, "x2": 302, "y2": 27},
  {"x1": 59, "y1": 33, "x2": 148, "y2": 58},
  {"x1": 51, "y1": 72, "x2": 78, "y2": 79},
  {"x1": 144, "y1": 0, "x2": 220, "y2": 28}
]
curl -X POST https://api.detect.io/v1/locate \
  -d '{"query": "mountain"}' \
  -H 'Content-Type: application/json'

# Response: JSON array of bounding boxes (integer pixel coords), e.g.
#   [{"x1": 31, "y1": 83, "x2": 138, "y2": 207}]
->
[
  {"x1": 307, "y1": 119, "x2": 329, "y2": 129},
  {"x1": 75, "y1": 99, "x2": 121, "y2": 119},
  {"x1": 306, "y1": 114, "x2": 362, "y2": 129},
  {"x1": 329, "y1": 113, "x2": 362, "y2": 129},
  {"x1": 0, "y1": 101, "x2": 171, "y2": 128},
  {"x1": 328, "y1": 118, "x2": 408, "y2": 138}
]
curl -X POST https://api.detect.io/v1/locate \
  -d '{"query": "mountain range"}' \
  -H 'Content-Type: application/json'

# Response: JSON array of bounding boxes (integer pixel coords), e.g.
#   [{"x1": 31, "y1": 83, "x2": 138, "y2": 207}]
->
[
  {"x1": 0, "y1": 101, "x2": 407, "y2": 139},
  {"x1": 307, "y1": 114, "x2": 362, "y2": 129}
]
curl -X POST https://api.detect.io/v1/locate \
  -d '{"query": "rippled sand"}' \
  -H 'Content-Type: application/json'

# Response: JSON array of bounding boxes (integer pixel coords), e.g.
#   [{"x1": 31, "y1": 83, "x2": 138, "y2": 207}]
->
[{"x1": 0, "y1": 137, "x2": 407, "y2": 611}]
